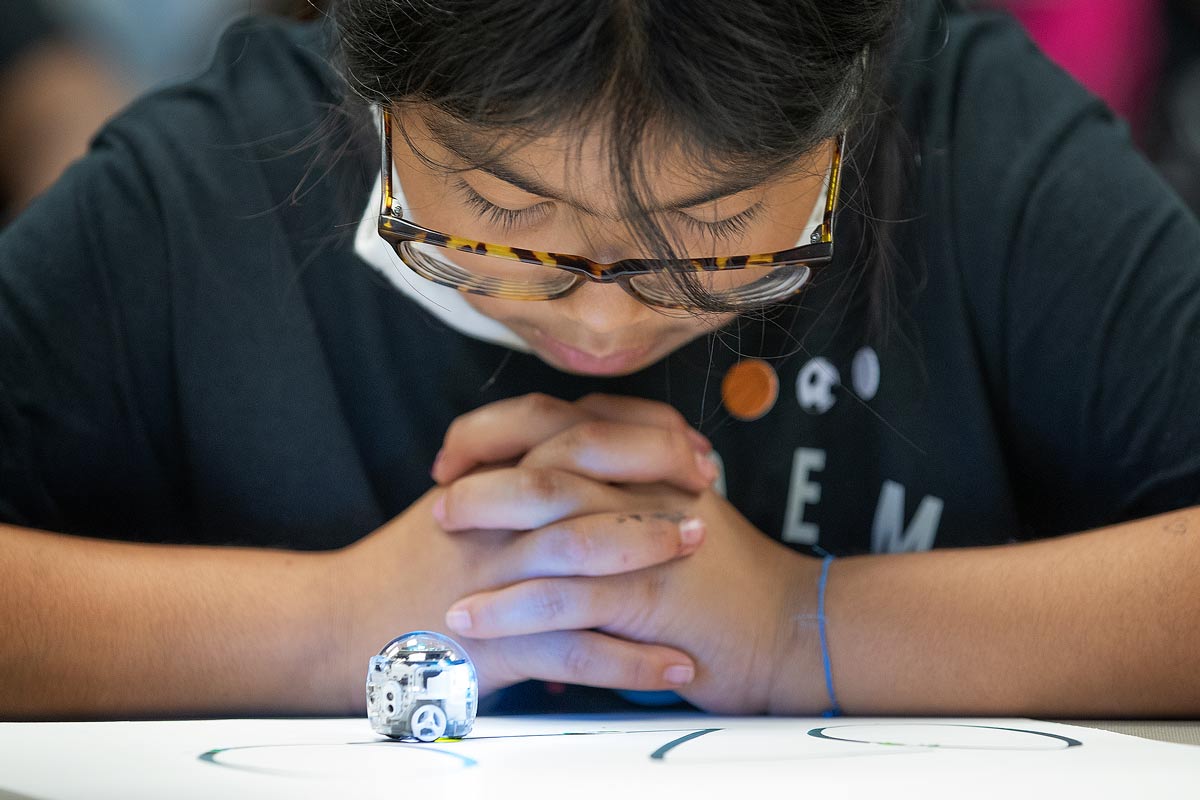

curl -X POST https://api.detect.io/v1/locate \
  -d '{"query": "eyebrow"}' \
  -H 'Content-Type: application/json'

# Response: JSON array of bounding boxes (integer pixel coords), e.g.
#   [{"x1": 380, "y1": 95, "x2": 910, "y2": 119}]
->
[{"x1": 423, "y1": 117, "x2": 763, "y2": 215}]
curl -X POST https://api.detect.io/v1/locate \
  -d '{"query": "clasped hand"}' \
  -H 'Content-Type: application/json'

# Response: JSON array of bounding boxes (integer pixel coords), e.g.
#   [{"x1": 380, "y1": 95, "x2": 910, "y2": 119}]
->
[{"x1": 429, "y1": 393, "x2": 823, "y2": 714}]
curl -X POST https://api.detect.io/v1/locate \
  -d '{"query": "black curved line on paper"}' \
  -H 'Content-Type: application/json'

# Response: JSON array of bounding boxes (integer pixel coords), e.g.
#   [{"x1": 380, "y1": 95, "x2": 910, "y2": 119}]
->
[
  {"x1": 808, "y1": 723, "x2": 1083, "y2": 750},
  {"x1": 459, "y1": 726, "x2": 710, "y2": 742},
  {"x1": 649, "y1": 728, "x2": 723, "y2": 760}
]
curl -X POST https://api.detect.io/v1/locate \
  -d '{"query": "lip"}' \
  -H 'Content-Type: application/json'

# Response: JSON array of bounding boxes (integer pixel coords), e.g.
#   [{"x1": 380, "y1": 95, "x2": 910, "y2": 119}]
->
[{"x1": 532, "y1": 331, "x2": 654, "y2": 376}]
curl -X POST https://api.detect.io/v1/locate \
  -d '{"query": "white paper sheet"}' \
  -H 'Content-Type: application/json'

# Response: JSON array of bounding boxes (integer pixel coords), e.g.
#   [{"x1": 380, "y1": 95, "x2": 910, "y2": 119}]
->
[{"x1": 1, "y1": 714, "x2": 1196, "y2": 800}]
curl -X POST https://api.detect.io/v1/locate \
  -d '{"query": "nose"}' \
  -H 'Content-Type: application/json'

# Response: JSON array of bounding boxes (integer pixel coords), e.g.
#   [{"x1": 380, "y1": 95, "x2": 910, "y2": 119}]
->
[{"x1": 556, "y1": 280, "x2": 650, "y2": 338}]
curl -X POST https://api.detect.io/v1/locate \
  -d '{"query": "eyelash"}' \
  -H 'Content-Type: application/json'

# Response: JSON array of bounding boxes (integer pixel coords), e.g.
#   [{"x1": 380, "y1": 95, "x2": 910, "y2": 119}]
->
[
  {"x1": 673, "y1": 205, "x2": 762, "y2": 240},
  {"x1": 453, "y1": 178, "x2": 762, "y2": 239},
  {"x1": 455, "y1": 180, "x2": 550, "y2": 231}
]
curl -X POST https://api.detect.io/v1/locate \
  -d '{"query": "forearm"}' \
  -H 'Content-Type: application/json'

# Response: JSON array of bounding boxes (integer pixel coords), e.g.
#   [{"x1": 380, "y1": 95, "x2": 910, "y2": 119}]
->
[
  {"x1": 0, "y1": 523, "x2": 355, "y2": 719},
  {"x1": 775, "y1": 507, "x2": 1200, "y2": 717}
]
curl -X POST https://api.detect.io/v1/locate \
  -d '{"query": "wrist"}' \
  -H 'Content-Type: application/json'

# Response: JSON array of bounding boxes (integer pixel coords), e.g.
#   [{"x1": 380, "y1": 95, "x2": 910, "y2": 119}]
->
[
  {"x1": 321, "y1": 542, "x2": 374, "y2": 713},
  {"x1": 765, "y1": 551, "x2": 832, "y2": 715}
]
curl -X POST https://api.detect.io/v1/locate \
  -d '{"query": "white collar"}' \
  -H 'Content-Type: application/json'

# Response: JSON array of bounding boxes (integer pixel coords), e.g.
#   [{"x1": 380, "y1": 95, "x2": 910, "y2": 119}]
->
[
  {"x1": 353, "y1": 117, "x2": 830, "y2": 353},
  {"x1": 353, "y1": 174, "x2": 533, "y2": 352}
]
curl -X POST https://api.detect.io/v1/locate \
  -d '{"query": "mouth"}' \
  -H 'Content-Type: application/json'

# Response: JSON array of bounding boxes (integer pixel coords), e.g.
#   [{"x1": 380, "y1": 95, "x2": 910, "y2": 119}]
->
[{"x1": 529, "y1": 330, "x2": 655, "y2": 376}]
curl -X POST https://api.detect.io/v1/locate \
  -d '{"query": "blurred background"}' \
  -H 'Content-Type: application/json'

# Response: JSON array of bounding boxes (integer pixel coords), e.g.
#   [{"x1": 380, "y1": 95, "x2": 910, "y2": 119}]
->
[
  {"x1": 0, "y1": 0, "x2": 1198, "y2": 222},
  {"x1": 976, "y1": 0, "x2": 1200, "y2": 214},
  {"x1": 0, "y1": 0, "x2": 328, "y2": 221}
]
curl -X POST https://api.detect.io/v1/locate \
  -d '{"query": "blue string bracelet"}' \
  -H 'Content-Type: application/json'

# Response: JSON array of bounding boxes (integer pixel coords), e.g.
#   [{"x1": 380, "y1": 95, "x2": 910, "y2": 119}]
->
[{"x1": 817, "y1": 554, "x2": 842, "y2": 717}]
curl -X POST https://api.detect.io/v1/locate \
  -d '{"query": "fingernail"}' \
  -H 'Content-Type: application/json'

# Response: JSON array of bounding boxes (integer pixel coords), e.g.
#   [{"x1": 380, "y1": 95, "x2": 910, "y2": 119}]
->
[
  {"x1": 679, "y1": 517, "x2": 705, "y2": 547},
  {"x1": 430, "y1": 449, "x2": 445, "y2": 480},
  {"x1": 694, "y1": 451, "x2": 718, "y2": 485},
  {"x1": 664, "y1": 664, "x2": 695, "y2": 685},
  {"x1": 685, "y1": 428, "x2": 713, "y2": 452},
  {"x1": 445, "y1": 607, "x2": 472, "y2": 632},
  {"x1": 432, "y1": 493, "x2": 447, "y2": 524}
]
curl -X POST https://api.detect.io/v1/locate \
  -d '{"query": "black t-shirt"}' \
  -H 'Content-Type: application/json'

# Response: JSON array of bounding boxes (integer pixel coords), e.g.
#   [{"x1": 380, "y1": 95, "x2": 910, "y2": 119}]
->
[{"x1": 2, "y1": 2, "x2": 1199, "y2": 560}]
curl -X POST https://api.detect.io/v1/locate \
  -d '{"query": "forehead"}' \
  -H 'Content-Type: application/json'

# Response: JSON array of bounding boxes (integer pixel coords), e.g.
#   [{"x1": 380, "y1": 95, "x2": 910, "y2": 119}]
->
[{"x1": 394, "y1": 106, "x2": 796, "y2": 216}]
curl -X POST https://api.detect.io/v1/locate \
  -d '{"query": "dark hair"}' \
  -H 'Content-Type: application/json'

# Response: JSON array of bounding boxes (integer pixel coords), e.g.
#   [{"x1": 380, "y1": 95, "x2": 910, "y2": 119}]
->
[{"x1": 332, "y1": 0, "x2": 905, "y2": 322}]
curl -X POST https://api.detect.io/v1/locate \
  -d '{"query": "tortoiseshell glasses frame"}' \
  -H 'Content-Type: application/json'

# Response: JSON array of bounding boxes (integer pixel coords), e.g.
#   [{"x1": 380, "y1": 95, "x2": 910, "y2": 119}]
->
[{"x1": 377, "y1": 108, "x2": 843, "y2": 310}]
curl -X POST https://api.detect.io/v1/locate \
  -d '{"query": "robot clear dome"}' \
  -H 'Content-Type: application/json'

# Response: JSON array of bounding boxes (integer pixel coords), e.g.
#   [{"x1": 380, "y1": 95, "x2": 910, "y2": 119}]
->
[{"x1": 366, "y1": 631, "x2": 478, "y2": 742}]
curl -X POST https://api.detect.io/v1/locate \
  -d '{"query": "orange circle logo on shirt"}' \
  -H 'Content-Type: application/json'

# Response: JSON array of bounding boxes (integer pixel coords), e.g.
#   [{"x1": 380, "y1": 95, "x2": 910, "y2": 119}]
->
[{"x1": 721, "y1": 359, "x2": 779, "y2": 421}]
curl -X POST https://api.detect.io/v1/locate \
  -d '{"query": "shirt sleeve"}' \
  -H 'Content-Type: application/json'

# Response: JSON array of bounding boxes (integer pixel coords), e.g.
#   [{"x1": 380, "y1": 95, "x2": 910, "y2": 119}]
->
[
  {"x1": 946, "y1": 13, "x2": 1200, "y2": 535},
  {"x1": 1, "y1": 17, "x2": 357, "y2": 544},
  {"x1": 0, "y1": 112, "x2": 184, "y2": 539}
]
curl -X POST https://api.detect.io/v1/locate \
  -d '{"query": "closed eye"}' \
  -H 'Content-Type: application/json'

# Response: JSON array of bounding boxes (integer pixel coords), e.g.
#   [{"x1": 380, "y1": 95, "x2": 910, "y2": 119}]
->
[
  {"x1": 671, "y1": 204, "x2": 763, "y2": 240},
  {"x1": 454, "y1": 179, "x2": 550, "y2": 232},
  {"x1": 455, "y1": 177, "x2": 763, "y2": 241}
]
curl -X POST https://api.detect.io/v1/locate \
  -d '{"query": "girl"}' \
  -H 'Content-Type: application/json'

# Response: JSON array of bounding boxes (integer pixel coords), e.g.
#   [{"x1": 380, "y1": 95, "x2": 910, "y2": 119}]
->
[{"x1": 1, "y1": 0, "x2": 1198, "y2": 719}]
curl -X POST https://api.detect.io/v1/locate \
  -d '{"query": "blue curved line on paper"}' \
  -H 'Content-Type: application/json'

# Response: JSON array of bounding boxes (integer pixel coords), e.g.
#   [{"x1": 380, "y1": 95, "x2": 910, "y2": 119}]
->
[
  {"x1": 649, "y1": 728, "x2": 723, "y2": 760},
  {"x1": 197, "y1": 740, "x2": 478, "y2": 775}
]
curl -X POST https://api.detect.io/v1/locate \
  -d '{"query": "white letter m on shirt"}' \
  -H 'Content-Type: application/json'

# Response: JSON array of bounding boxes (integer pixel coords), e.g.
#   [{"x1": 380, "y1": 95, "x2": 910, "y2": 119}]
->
[{"x1": 871, "y1": 480, "x2": 944, "y2": 553}]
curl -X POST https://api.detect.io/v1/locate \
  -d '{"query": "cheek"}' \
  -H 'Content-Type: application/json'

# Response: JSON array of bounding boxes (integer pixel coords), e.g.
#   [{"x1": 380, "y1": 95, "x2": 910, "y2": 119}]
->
[
  {"x1": 461, "y1": 293, "x2": 551, "y2": 331},
  {"x1": 460, "y1": 294, "x2": 584, "y2": 351}
]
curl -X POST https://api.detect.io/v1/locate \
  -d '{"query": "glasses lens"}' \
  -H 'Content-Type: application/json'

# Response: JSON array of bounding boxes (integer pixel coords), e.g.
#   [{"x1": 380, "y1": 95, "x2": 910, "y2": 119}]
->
[
  {"x1": 629, "y1": 264, "x2": 811, "y2": 308},
  {"x1": 399, "y1": 241, "x2": 577, "y2": 299}
]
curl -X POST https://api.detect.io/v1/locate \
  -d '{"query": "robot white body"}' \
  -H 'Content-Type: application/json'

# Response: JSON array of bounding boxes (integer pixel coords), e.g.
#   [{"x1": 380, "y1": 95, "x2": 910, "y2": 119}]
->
[{"x1": 367, "y1": 632, "x2": 479, "y2": 741}]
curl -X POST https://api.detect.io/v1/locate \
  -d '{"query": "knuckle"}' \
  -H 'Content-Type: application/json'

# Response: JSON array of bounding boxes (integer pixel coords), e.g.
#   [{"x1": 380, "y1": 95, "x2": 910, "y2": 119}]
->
[
  {"x1": 518, "y1": 467, "x2": 562, "y2": 504},
  {"x1": 545, "y1": 525, "x2": 595, "y2": 572},
  {"x1": 531, "y1": 581, "x2": 570, "y2": 623},
  {"x1": 525, "y1": 392, "x2": 565, "y2": 417},
  {"x1": 562, "y1": 637, "x2": 598, "y2": 679},
  {"x1": 569, "y1": 419, "x2": 611, "y2": 448}
]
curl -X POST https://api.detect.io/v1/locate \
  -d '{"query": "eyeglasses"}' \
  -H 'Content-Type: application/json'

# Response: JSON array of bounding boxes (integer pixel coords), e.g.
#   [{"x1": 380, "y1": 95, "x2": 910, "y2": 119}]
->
[{"x1": 376, "y1": 108, "x2": 843, "y2": 311}]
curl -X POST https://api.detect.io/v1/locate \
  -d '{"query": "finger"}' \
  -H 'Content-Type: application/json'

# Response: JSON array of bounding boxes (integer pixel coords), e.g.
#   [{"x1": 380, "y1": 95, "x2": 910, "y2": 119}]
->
[
  {"x1": 434, "y1": 393, "x2": 708, "y2": 484},
  {"x1": 518, "y1": 420, "x2": 718, "y2": 493},
  {"x1": 434, "y1": 467, "x2": 623, "y2": 531},
  {"x1": 435, "y1": 394, "x2": 578, "y2": 483},
  {"x1": 435, "y1": 461, "x2": 701, "y2": 532},
  {"x1": 574, "y1": 393, "x2": 712, "y2": 451},
  {"x1": 446, "y1": 574, "x2": 645, "y2": 639},
  {"x1": 498, "y1": 630, "x2": 695, "y2": 690},
  {"x1": 490, "y1": 512, "x2": 705, "y2": 583}
]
